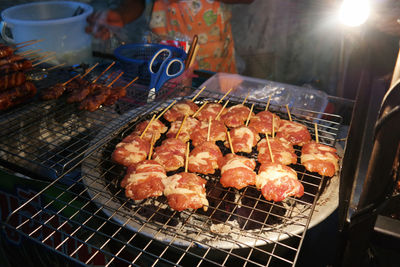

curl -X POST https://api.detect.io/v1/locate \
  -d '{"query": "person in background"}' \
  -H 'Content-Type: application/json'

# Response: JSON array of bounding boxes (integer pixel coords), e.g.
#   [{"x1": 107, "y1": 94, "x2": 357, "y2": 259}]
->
[{"x1": 86, "y1": 0, "x2": 254, "y2": 73}]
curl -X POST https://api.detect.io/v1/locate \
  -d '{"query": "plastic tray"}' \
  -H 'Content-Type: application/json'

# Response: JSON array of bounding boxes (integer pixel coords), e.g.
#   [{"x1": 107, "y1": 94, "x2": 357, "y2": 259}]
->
[{"x1": 199, "y1": 73, "x2": 328, "y2": 115}]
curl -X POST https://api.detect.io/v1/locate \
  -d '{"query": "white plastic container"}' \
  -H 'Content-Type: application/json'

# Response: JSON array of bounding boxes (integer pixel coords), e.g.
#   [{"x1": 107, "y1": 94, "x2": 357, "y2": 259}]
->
[{"x1": 1, "y1": 1, "x2": 93, "y2": 66}]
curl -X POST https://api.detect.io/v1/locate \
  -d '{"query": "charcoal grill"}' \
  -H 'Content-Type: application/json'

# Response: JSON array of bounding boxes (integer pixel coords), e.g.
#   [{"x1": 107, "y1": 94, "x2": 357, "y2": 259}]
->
[{"x1": 1, "y1": 79, "x2": 344, "y2": 266}]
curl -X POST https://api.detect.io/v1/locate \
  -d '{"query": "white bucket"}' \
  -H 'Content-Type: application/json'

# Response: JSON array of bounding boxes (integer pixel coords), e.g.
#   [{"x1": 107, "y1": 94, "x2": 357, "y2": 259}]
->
[{"x1": 1, "y1": 1, "x2": 93, "y2": 66}]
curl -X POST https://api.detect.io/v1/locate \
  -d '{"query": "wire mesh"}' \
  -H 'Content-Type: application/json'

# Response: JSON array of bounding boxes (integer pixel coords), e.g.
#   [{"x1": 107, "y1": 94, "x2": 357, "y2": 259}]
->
[
  {"x1": 3, "y1": 88, "x2": 343, "y2": 267},
  {"x1": 0, "y1": 64, "x2": 184, "y2": 179}
]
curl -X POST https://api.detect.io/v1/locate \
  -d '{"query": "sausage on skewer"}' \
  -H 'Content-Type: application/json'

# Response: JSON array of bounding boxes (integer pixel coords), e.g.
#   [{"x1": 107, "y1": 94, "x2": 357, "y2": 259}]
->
[{"x1": 0, "y1": 72, "x2": 26, "y2": 91}]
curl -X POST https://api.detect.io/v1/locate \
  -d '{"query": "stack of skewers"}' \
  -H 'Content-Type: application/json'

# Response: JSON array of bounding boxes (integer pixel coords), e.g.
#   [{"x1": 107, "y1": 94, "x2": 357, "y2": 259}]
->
[
  {"x1": 0, "y1": 40, "x2": 61, "y2": 111},
  {"x1": 40, "y1": 61, "x2": 139, "y2": 112},
  {"x1": 111, "y1": 87, "x2": 340, "y2": 213}
]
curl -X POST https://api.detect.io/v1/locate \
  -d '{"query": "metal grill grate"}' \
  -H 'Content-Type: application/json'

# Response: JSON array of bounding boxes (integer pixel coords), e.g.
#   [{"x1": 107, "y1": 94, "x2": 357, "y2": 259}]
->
[
  {"x1": 0, "y1": 64, "x2": 183, "y2": 180},
  {"x1": 3, "y1": 88, "x2": 343, "y2": 266}
]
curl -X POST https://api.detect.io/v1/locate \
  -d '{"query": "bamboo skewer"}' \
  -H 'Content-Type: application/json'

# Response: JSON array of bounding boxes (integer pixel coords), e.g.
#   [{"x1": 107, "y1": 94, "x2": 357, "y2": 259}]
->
[
  {"x1": 140, "y1": 115, "x2": 156, "y2": 139},
  {"x1": 46, "y1": 62, "x2": 66, "y2": 71},
  {"x1": 176, "y1": 115, "x2": 188, "y2": 139},
  {"x1": 266, "y1": 135, "x2": 274, "y2": 163},
  {"x1": 227, "y1": 130, "x2": 235, "y2": 155},
  {"x1": 81, "y1": 63, "x2": 99, "y2": 79},
  {"x1": 15, "y1": 39, "x2": 43, "y2": 49},
  {"x1": 265, "y1": 96, "x2": 271, "y2": 111},
  {"x1": 191, "y1": 86, "x2": 206, "y2": 102},
  {"x1": 272, "y1": 116, "x2": 275, "y2": 138},
  {"x1": 92, "y1": 61, "x2": 115, "y2": 84},
  {"x1": 62, "y1": 73, "x2": 81, "y2": 86},
  {"x1": 217, "y1": 88, "x2": 233, "y2": 104},
  {"x1": 155, "y1": 100, "x2": 177, "y2": 120},
  {"x1": 192, "y1": 101, "x2": 208, "y2": 118},
  {"x1": 242, "y1": 90, "x2": 250, "y2": 105},
  {"x1": 207, "y1": 117, "x2": 212, "y2": 142},
  {"x1": 32, "y1": 55, "x2": 56, "y2": 67},
  {"x1": 30, "y1": 51, "x2": 55, "y2": 62},
  {"x1": 185, "y1": 142, "x2": 190, "y2": 173},
  {"x1": 123, "y1": 76, "x2": 139, "y2": 90},
  {"x1": 245, "y1": 104, "x2": 254, "y2": 127},
  {"x1": 215, "y1": 100, "x2": 229, "y2": 120},
  {"x1": 315, "y1": 123, "x2": 319, "y2": 143},
  {"x1": 285, "y1": 104, "x2": 292, "y2": 121},
  {"x1": 107, "y1": 72, "x2": 124, "y2": 87},
  {"x1": 148, "y1": 134, "x2": 156, "y2": 160},
  {"x1": 16, "y1": 49, "x2": 41, "y2": 57}
]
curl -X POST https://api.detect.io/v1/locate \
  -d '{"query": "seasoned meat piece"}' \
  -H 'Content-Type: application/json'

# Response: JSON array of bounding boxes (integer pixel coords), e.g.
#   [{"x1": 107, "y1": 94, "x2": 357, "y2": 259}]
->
[
  {"x1": 163, "y1": 172, "x2": 208, "y2": 211},
  {"x1": 190, "y1": 119, "x2": 226, "y2": 147},
  {"x1": 112, "y1": 135, "x2": 150, "y2": 167},
  {"x1": 249, "y1": 110, "x2": 281, "y2": 135},
  {"x1": 219, "y1": 153, "x2": 257, "y2": 190},
  {"x1": 163, "y1": 100, "x2": 198, "y2": 122},
  {"x1": 132, "y1": 119, "x2": 167, "y2": 143},
  {"x1": 122, "y1": 160, "x2": 166, "y2": 200},
  {"x1": 257, "y1": 137, "x2": 297, "y2": 165},
  {"x1": 276, "y1": 120, "x2": 311, "y2": 146},
  {"x1": 256, "y1": 162, "x2": 304, "y2": 202},
  {"x1": 166, "y1": 116, "x2": 200, "y2": 142},
  {"x1": 301, "y1": 141, "x2": 339, "y2": 177},
  {"x1": 223, "y1": 126, "x2": 259, "y2": 153},
  {"x1": 221, "y1": 104, "x2": 254, "y2": 128},
  {"x1": 152, "y1": 138, "x2": 186, "y2": 172},
  {"x1": 188, "y1": 141, "x2": 223, "y2": 175},
  {"x1": 196, "y1": 102, "x2": 227, "y2": 121}
]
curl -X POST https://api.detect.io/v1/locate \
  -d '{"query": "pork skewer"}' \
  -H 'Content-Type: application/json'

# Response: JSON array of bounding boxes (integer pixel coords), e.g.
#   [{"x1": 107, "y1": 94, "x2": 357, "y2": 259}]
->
[
  {"x1": 223, "y1": 104, "x2": 259, "y2": 153},
  {"x1": 0, "y1": 72, "x2": 26, "y2": 91},
  {"x1": 276, "y1": 104, "x2": 311, "y2": 146},
  {"x1": 188, "y1": 118, "x2": 223, "y2": 175},
  {"x1": 67, "y1": 62, "x2": 114, "y2": 103},
  {"x1": 0, "y1": 39, "x2": 43, "y2": 58},
  {"x1": 220, "y1": 91, "x2": 254, "y2": 128},
  {"x1": 111, "y1": 115, "x2": 155, "y2": 167},
  {"x1": 121, "y1": 135, "x2": 167, "y2": 200},
  {"x1": 79, "y1": 71, "x2": 124, "y2": 111},
  {"x1": 300, "y1": 123, "x2": 339, "y2": 177},
  {"x1": 0, "y1": 81, "x2": 37, "y2": 110},
  {"x1": 219, "y1": 130, "x2": 257, "y2": 190},
  {"x1": 163, "y1": 142, "x2": 209, "y2": 211},
  {"x1": 104, "y1": 76, "x2": 138, "y2": 106},
  {"x1": 256, "y1": 135, "x2": 304, "y2": 202},
  {"x1": 162, "y1": 86, "x2": 206, "y2": 122}
]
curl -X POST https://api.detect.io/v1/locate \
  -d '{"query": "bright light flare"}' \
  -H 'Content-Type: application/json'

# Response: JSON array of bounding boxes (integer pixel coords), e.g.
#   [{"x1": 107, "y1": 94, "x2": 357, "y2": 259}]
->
[{"x1": 339, "y1": 0, "x2": 370, "y2": 27}]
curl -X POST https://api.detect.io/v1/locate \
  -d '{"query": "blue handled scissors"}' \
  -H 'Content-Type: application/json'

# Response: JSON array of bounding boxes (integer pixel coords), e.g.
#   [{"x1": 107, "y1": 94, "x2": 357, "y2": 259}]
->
[{"x1": 148, "y1": 48, "x2": 185, "y2": 93}]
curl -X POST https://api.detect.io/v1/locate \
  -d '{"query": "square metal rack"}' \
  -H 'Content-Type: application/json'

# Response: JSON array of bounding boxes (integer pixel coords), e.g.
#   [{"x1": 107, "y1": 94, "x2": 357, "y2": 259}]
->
[{"x1": 1, "y1": 84, "x2": 344, "y2": 266}]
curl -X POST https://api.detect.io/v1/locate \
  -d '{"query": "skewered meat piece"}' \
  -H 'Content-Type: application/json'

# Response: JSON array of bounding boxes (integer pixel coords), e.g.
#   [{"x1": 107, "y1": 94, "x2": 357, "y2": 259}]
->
[
  {"x1": 166, "y1": 116, "x2": 200, "y2": 142},
  {"x1": 221, "y1": 104, "x2": 254, "y2": 128},
  {"x1": 0, "y1": 81, "x2": 37, "y2": 110},
  {"x1": 131, "y1": 118, "x2": 167, "y2": 143},
  {"x1": 0, "y1": 60, "x2": 32, "y2": 75},
  {"x1": 257, "y1": 137, "x2": 297, "y2": 165},
  {"x1": 163, "y1": 99, "x2": 199, "y2": 122},
  {"x1": 224, "y1": 126, "x2": 259, "y2": 153},
  {"x1": 188, "y1": 141, "x2": 223, "y2": 175},
  {"x1": 248, "y1": 110, "x2": 281, "y2": 135},
  {"x1": 152, "y1": 138, "x2": 186, "y2": 172},
  {"x1": 195, "y1": 102, "x2": 227, "y2": 121},
  {"x1": 121, "y1": 160, "x2": 167, "y2": 200},
  {"x1": 103, "y1": 86, "x2": 126, "y2": 106},
  {"x1": 65, "y1": 77, "x2": 90, "y2": 93},
  {"x1": 112, "y1": 135, "x2": 150, "y2": 167},
  {"x1": 0, "y1": 45, "x2": 14, "y2": 58},
  {"x1": 190, "y1": 119, "x2": 227, "y2": 147},
  {"x1": 0, "y1": 55, "x2": 24, "y2": 66},
  {"x1": 0, "y1": 72, "x2": 26, "y2": 91},
  {"x1": 79, "y1": 84, "x2": 111, "y2": 111},
  {"x1": 219, "y1": 153, "x2": 257, "y2": 190},
  {"x1": 40, "y1": 83, "x2": 67, "y2": 100},
  {"x1": 67, "y1": 82, "x2": 97, "y2": 103},
  {"x1": 256, "y1": 162, "x2": 304, "y2": 202},
  {"x1": 276, "y1": 120, "x2": 311, "y2": 146},
  {"x1": 163, "y1": 172, "x2": 208, "y2": 211},
  {"x1": 301, "y1": 141, "x2": 339, "y2": 177}
]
